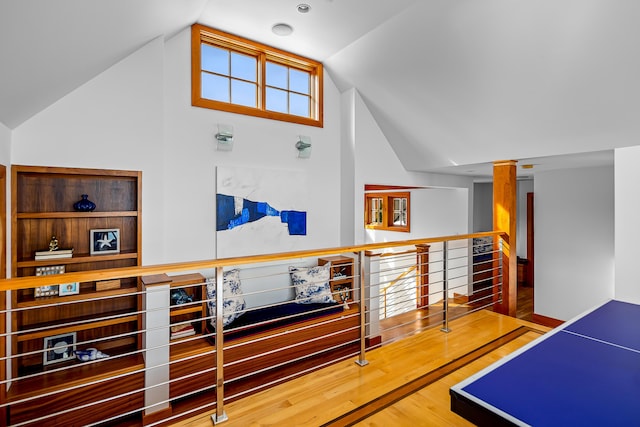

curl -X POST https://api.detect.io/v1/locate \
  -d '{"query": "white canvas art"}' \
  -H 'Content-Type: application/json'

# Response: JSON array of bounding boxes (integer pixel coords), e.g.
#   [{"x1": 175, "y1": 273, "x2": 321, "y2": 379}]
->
[{"x1": 216, "y1": 167, "x2": 308, "y2": 258}]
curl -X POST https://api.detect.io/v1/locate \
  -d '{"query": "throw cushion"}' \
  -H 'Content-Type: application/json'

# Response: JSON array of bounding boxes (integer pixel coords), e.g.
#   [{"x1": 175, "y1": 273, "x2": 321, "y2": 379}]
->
[
  {"x1": 289, "y1": 265, "x2": 335, "y2": 304},
  {"x1": 206, "y1": 269, "x2": 246, "y2": 327}
]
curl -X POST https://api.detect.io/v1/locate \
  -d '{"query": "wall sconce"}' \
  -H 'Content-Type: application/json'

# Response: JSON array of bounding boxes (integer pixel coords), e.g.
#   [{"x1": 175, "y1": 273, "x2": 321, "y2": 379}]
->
[
  {"x1": 215, "y1": 124, "x2": 234, "y2": 151},
  {"x1": 295, "y1": 135, "x2": 312, "y2": 158}
]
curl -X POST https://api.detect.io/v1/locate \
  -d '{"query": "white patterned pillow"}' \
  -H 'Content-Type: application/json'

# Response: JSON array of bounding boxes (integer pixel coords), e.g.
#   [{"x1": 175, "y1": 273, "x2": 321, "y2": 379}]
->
[
  {"x1": 206, "y1": 269, "x2": 246, "y2": 328},
  {"x1": 289, "y1": 265, "x2": 336, "y2": 304}
]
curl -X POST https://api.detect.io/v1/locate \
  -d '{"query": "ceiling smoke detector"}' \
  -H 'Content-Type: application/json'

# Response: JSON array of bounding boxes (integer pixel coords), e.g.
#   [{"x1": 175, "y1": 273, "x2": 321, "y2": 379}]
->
[
  {"x1": 272, "y1": 23, "x2": 294, "y2": 36},
  {"x1": 297, "y1": 4, "x2": 311, "y2": 13}
]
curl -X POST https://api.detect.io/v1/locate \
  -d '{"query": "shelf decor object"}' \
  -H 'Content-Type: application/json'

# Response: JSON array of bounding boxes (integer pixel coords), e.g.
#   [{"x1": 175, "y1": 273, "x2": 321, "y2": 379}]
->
[
  {"x1": 34, "y1": 265, "x2": 65, "y2": 297},
  {"x1": 73, "y1": 194, "x2": 96, "y2": 212},
  {"x1": 58, "y1": 282, "x2": 80, "y2": 296},
  {"x1": 90, "y1": 228, "x2": 120, "y2": 255},
  {"x1": 43, "y1": 332, "x2": 77, "y2": 365}
]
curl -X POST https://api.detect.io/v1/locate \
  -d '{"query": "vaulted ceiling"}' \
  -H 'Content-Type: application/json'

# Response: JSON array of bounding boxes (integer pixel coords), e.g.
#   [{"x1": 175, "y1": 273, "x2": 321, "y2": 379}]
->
[{"x1": 2, "y1": 0, "x2": 631, "y2": 176}]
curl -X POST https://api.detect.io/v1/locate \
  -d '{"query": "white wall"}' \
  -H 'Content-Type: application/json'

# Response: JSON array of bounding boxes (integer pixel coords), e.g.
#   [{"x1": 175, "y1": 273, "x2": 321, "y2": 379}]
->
[
  {"x1": 348, "y1": 89, "x2": 473, "y2": 245},
  {"x1": 365, "y1": 188, "x2": 468, "y2": 244},
  {"x1": 0, "y1": 122, "x2": 11, "y2": 165},
  {"x1": 473, "y1": 182, "x2": 492, "y2": 233},
  {"x1": 12, "y1": 37, "x2": 167, "y2": 265},
  {"x1": 162, "y1": 28, "x2": 342, "y2": 262},
  {"x1": 614, "y1": 146, "x2": 640, "y2": 304},
  {"x1": 10, "y1": 30, "x2": 343, "y2": 266},
  {"x1": 534, "y1": 166, "x2": 614, "y2": 320}
]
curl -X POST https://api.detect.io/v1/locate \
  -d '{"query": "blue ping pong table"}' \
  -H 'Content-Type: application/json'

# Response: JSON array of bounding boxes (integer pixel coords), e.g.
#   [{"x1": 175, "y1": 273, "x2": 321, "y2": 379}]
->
[{"x1": 450, "y1": 299, "x2": 640, "y2": 426}]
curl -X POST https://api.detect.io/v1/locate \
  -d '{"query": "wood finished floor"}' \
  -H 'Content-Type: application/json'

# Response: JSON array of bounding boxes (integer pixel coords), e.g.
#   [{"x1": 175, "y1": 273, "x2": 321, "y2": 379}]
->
[{"x1": 175, "y1": 305, "x2": 547, "y2": 427}]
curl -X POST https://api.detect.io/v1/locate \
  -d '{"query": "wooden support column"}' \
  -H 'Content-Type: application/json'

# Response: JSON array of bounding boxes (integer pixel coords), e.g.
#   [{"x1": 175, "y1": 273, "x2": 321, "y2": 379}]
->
[
  {"x1": 493, "y1": 160, "x2": 517, "y2": 316},
  {"x1": 416, "y1": 244, "x2": 430, "y2": 308}
]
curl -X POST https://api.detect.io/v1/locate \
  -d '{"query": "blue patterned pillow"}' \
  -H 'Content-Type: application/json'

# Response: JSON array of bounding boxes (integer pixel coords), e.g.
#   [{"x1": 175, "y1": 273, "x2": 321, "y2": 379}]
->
[
  {"x1": 289, "y1": 265, "x2": 335, "y2": 304},
  {"x1": 206, "y1": 269, "x2": 246, "y2": 327}
]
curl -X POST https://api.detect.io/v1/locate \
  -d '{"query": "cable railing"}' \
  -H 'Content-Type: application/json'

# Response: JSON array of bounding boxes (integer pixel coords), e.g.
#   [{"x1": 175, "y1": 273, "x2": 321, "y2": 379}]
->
[{"x1": 0, "y1": 231, "x2": 505, "y2": 426}]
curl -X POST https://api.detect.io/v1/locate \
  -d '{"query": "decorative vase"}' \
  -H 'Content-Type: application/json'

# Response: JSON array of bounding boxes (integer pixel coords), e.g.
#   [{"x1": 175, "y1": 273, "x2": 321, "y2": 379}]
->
[{"x1": 73, "y1": 194, "x2": 96, "y2": 212}]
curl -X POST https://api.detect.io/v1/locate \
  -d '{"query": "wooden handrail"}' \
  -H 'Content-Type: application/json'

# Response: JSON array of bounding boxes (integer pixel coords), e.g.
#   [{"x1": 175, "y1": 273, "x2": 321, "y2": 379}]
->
[{"x1": 0, "y1": 231, "x2": 505, "y2": 292}]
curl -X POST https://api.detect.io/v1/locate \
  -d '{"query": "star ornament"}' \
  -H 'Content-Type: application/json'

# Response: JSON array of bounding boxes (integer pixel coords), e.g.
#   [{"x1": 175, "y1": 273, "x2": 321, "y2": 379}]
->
[
  {"x1": 97, "y1": 233, "x2": 115, "y2": 249},
  {"x1": 90, "y1": 229, "x2": 120, "y2": 255}
]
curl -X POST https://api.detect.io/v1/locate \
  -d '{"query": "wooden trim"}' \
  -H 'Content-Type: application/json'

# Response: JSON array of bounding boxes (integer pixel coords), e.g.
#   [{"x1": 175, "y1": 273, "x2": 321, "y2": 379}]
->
[
  {"x1": 531, "y1": 313, "x2": 564, "y2": 328},
  {"x1": 17, "y1": 211, "x2": 138, "y2": 219},
  {"x1": 364, "y1": 184, "x2": 423, "y2": 191},
  {"x1": 0, "y1": 231, "x2": 506, "y2": 292},
  {"x1": 11, "y1": 164, "x2": 140, "y2": 177},
  {"x1": 143, "y1": 406, "x2": 173, "y2": 425},
  {"x1": 0, "y1": 164, "x2": 5, "y2": 424},
  {"x1": 17, "y1": 314, "x2": 138, "y2": 341},
  {"x1": 416, "y1": 244, "x2": 430, "y2": 307},
  {"x1": 526, "y1": 192, "x2": 534, "y2": 286},
  {"x1": 364, "y1": 192, "x2": 411, "y2": 233},
  {"x1": 492, "y1": 161, "x2": 517, "y2": 316},
  {"x1": 191, "y1": 24, "x2": 323, "y2": 128},
  {"x1": 365, "y1": 335, "x2": 382, "y2": 349}
]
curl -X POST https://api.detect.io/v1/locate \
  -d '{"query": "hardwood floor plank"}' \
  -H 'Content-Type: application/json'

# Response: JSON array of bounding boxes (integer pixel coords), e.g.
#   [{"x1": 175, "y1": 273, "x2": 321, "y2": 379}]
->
[
  {"x1": 355, "y1": 331, "x2": 542, "y2": 426},
  {"x1": 174, "y1": 311, "x2": 548, "y2": 427}
]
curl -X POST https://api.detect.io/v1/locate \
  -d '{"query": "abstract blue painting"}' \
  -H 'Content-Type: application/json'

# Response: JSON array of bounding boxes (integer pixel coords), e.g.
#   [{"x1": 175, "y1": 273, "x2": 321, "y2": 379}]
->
[
  {"x1": 216, "y1": 194, "x2": 307, "y2": 236},
  {"x1": 216, "y1": 167, "x2": 309, "y2": 258}
]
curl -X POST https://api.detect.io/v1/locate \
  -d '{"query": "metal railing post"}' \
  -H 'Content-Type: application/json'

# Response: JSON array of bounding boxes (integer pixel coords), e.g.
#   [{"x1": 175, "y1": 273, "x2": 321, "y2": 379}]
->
[
  {"x1": 441, "y1": 242, "x2": 451, "y2": 333},
  {"x1": 211, "y1": 267, "x2": 228, "y2": 424},
  {"x1": 498, "y1": 238, "x2": 504, "y2": 304},
  {"x1": 355, "y1": 251, "x2": 369, "y2": 367}
]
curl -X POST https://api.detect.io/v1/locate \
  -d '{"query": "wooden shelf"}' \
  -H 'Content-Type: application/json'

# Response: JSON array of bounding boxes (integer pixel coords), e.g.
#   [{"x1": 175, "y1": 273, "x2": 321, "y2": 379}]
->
[
  {"x1": 16, "y1": 286, "x2": 138, "y2": 308},
  {"x1": 318, "y1": 255, "x2": 355, "y2": 302},
  {"x1": 6, "y1": 352, "x2": 144, "y2": 400},
  {"x1": 17, "y1": 211, "x2": 138, "y2": 219},
  {"x1": 171, "y1": 305, "x2": 203, "y2": 317},
  {"x1": 168, "y1": 272, "x2": 206, "y2": 334},
  {"x1": 17, "y1": 310, "x2": 139, "y2": 341},
  {"x1": 9, "y1": 166, "x2": 144, "y2": 426},
  {"x1": 17, "y1": 251, "x2": 139, "y2": 268}
]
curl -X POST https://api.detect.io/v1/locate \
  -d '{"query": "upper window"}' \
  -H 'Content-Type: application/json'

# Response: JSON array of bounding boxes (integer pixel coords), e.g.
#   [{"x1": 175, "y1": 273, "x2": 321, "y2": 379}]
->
[
  {"x1": 365, "y1": 192, "x2": 411, "y2": 232},
  {"x1": 192, "y1": 24, "x2": 324, "y2": 127}
]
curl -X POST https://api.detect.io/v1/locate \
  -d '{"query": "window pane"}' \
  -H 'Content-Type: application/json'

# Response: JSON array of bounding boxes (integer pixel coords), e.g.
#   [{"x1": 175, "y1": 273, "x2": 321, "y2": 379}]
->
[
  {"x1": 266, "y1": 62, "x2": 287, "y2": 89},
  {"x1": 290, "y1": 93, "x2": 309, "y2": 117},
  {"x1": 201, "y1": 44, "x2": 228, "y2": 75},
  {"x1": 392, "y1": 197, "x2": 407, "y2": 226},
  {"x1": 202, "y1": 73, "x2": 229, "y2": 102},
  {"x1": 232, "y1": 80, "x2": 257, "y2": 107},
  {"x1": 231, "y1": 52, "x2": 256, "y2": 82},
  {"x1": 290, "y1": 69, "x2": 310, "y2": 94},
  {"x1": 266, "y1": 87, "x2": 287, "y2": 113}
]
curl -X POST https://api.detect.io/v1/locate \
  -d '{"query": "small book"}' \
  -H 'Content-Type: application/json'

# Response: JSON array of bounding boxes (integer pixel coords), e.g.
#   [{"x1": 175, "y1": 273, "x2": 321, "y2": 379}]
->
[
  {"x1": 35, "y1": 248, "x2": 73, "y2": 256},
  {"x1": 35, "y1": 252, "x2": 73, "y2": 260},
  {"x1": 170, "y1": 324, "x2": 196, "y2": 339},
  {"x1": 35, "y1": 248, "x2": 74, "y2": 260}
]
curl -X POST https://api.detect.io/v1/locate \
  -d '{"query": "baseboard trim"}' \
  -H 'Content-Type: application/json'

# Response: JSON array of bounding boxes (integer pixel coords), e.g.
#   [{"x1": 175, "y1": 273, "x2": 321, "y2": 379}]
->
[
  {"x1": 453, "y1": 293, "x2": 469, "y2": 304},
  {"x1": 366, "y1": 335, "x2": 382, "y2": 349},
  {"x1": 531, "y1": 313, "x2": 564, "y2": 328},
  {"x1": 143, "y1": 406, "x2": 172, "y2": 426}
]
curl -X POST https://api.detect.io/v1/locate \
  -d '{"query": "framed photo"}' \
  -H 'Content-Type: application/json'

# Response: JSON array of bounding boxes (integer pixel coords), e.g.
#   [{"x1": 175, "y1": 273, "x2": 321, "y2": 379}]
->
[
  {"x1": 34, "y1": 265, "x2": 65, "y2": 298},
  {"x1": 90, "y1": 228, "x2": 120, "y2": 255},
  {"x1": 59, "y1": 282, "x2": 80, "y2": 296},
  {"x1": 43, "y1": 332, "x2": 76, "y2": 365}
]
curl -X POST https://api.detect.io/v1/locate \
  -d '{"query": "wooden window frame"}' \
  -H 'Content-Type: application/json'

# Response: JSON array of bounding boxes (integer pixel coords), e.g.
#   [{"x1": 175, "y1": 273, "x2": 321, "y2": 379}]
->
[
  {"x1": 191, "y1": 24, "x2": 324, "y2": 128},
  {"x1": 365, "y1": 192, "x2": 411, "y2": 232}
]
